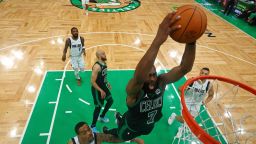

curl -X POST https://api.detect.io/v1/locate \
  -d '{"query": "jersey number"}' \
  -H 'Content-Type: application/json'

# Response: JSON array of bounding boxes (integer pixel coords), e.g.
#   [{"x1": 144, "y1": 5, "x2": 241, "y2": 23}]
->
[{"x1": 147, "y1": 110, "x2": 157, "y2": 124}]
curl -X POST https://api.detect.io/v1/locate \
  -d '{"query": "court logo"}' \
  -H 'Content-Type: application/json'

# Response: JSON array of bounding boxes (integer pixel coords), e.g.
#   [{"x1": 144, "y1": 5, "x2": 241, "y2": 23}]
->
[
  {"x1": 204, "y1": 29, "x2": 216, "y2": 37},
  {"x1": 70, "y1": 0, "x2": 140, "y2": 13}
]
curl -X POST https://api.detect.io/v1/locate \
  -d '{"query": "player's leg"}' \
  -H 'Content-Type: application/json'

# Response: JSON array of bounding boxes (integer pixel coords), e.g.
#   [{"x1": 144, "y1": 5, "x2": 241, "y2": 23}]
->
[
  {"x1": 71, "y1": 57, "x2": 81, "y2": 85},
  {"x1": 102, "y1": 112, "x2": 125, "y2": 136},
  {"x1": 115, "y1": 112, "x2": 122, "y2": 126},
  {"x1": 168, "y1": 113, "x2": 184, "y2": 125},
  {"x1": 177, "y1": 105, "x2": 199, "y2": 138},
  {"x1": 78, "y1": 56, "x2": 85, "y2": 71},
  {"x1": 168, "y1": 113, "x2": 185, "y2": 138},
  {"x1": 188, "y1": 104, "x2": 200, "y2": 118},
  {"x1": 117, "y1": 121, "x2": 141, "y2": 141},
  {"x1": 176, "y1": 125, "x2": 184, "y2": 138},
  {"x1": 103, "y1": 127, "x2": 118, "y2": 137},
  {"x1": 99, "y1": 90, "x2": 113, "y2": 123},
  {"x1": 78, "y1": 56, "x2": 85, "y2": 81},
  {"x1": 91, "y1": 87, "x2": 104, "y2": 132},
  {"x1": 71, "y1": 57, "x2": 80, "y2": 79},
  {"x1": 102, "y1": 111, "x2": 122, "y2": 135},
  {"x1": 103, "y1": 115, "x2": 140, "y2": 141},
  {"x1": 91, "y1": 106, "x2": 101, "y2": 132}
]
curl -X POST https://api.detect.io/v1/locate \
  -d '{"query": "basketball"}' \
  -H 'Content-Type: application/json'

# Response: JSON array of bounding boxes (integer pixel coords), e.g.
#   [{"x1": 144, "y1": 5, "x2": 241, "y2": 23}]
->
[{"x1": 170, "y1": 5, "x2": 207, "y2": 43}]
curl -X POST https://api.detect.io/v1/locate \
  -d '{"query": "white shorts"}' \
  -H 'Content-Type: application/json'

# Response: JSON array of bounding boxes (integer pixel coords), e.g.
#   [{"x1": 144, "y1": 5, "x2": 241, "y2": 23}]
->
[
  {"x1": 82, "y1": 0, "x2": 89, "y2": 5},
  {"x1": 70, "y1": 56, "x2": 85, "y2": 70},
  {"x1": 186, "y1": 103, "x2": 201, "y2": 118}
]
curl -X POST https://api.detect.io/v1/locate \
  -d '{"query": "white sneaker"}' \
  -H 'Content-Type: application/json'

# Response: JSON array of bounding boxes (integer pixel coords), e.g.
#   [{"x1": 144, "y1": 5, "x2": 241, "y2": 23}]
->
[
  {"x1": 176, "y1": 126, "x2": 184, "y2": 138},
  {"x1": 168, "y1": 113, "x2": 176, "y2": 125}
]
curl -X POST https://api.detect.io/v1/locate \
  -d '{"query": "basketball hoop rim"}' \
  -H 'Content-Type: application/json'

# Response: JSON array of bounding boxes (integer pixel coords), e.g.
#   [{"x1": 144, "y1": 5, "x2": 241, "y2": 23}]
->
[{"x1": 180, "y1": 75, "x2": 256, "y2": 144}]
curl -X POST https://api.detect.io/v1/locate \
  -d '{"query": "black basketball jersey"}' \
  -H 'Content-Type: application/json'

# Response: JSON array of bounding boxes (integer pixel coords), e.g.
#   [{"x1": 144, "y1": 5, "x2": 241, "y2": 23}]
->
[
  {"x1": 125, "y1": 80, "x2": 164, "y2": 134},
  {"x1": 93, "y1": 61, "x2": 108, "y2": 88}
]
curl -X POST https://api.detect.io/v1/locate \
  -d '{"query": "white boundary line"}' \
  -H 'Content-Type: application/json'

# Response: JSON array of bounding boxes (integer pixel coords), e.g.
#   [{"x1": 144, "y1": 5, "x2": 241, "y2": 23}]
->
[
  {"x1": 39, "y1": 133, "x2": 49, "y2": 136},
  {"x1": 78, "y1": 98, "x2": 91, "y2": 105},
  {"x1": 65, "y1": 84, "x2": 72, "y2": 93},
  {"x1": 19, "y1": 72, "x2": 47, "y2": 144},
  {"x1": 101, "y1": 107, "x2": 116, "y2": 111},
  {"x1": 65, "y1": 111, "x2": 72, "y2": 114},
  {"x1": 109, "y1": 108, "x2": 117, "y2": 111},
  {"x1": 46, "y1": 60, "x2": 70, "y2": 144}
]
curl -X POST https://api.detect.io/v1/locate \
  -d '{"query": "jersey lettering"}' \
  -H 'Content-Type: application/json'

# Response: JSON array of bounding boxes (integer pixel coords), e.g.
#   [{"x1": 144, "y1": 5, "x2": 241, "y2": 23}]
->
[{"x1": 140, "y1": 96, "x2": 162, "y2": 113}]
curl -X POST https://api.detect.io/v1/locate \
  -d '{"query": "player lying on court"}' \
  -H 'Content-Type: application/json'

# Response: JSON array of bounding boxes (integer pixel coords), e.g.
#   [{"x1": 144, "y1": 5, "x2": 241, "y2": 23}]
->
[
  {"x1": 168, "y1": 67, "x2": 214, "y2": 138},
  {"x1": 67, "y1": 121, "x2": 144, "y2": 144},
  {"x1": 102, "y1": 12, "x2": 197, "y2": 141}
]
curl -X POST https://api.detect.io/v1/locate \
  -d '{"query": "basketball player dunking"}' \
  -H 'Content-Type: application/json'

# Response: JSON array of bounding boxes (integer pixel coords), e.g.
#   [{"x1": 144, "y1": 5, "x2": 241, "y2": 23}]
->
[{"x1": 103, "y1": 12, "x2": 197, "y2": 141}]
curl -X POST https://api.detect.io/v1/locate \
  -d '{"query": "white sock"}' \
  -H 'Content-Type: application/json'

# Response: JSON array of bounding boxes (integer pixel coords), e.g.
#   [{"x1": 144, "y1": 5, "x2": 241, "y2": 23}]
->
[{"x1": 74, "y1": 69, "x2": 80, "y2": 79}]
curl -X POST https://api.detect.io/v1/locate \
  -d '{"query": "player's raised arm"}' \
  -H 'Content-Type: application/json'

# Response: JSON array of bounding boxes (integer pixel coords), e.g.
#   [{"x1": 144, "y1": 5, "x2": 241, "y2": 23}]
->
[
  {"x1": 159, "y1": 42, "x2": 196, "y2": 85},
  {"x1": 126, "y1": 13, "x2": 181, "y2": 105}
]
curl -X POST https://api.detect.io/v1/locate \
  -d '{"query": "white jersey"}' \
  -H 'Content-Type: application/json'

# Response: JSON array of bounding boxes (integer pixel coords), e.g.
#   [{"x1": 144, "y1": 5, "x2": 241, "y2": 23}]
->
[
  {"x1": 185, "y1": 79, "x2": 211, "y2": 105},
  {"x1": 71, "y1": 133, "x2": 96, "y2": 144},
  {"x1": 70, "y1": 36, "x2": 83, "y2": 57}
]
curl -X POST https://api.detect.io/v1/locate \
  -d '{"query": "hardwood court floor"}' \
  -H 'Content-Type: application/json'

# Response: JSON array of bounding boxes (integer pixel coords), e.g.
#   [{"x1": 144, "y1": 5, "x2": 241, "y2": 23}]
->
[{"x1": 0, "y1": 0, "x2": 255, "y2": 143}]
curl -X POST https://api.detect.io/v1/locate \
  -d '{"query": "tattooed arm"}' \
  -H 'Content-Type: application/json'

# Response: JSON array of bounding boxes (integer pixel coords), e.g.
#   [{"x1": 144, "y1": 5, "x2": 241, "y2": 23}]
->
[{"x1": 96, "y1": 133, "x2": 144, "y2": 144}]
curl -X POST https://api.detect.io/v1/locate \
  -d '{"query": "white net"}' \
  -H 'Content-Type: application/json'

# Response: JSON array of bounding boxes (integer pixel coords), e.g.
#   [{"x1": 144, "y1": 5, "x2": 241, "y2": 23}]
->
[{"x1": 173, "y1": 76, "x2": 256, "y2": 144}]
